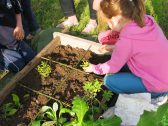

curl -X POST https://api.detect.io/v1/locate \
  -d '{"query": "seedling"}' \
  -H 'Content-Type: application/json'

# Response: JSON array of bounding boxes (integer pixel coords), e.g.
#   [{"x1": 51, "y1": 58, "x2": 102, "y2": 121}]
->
[
  {"x1": 31, "y1": 102, "x2": 74, "y2": 126},
  {"x1": 1, "y1": 93, "x2": 21, "y2": 117},
  {"x1": 102, "y1": 90, "x2": 113, "y2": 102},
  {"x1": 80, "y1": 60, "x2": 90, "y2": 68},
  {"x1": 101, "y1": 90, "x2": 113, "y2": 110},
  {"x1": 37, "y1": 61, "x2": 52, "y2": 78},
  {"x1": 83, "y1": 79, "x2": 102, "y2": 100}
]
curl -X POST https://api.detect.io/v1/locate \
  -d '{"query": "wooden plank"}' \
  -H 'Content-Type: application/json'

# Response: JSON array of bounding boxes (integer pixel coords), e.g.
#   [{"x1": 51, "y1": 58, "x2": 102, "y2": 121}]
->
[{"x1": 0, "y1": 37, "x2": 61, "y2": 104}]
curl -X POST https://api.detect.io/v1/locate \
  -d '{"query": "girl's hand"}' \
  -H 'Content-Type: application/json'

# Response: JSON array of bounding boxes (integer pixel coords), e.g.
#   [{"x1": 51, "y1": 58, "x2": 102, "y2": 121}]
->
[
  {"x1": 98, "y1": 44, "x2": 115, "y2": 54},
  {"x1": 13, "y1": 26, "x2": 24, "y2": 41},
  {"x1": 83, "y1": 64, "x2": 94, "y2": 73}
]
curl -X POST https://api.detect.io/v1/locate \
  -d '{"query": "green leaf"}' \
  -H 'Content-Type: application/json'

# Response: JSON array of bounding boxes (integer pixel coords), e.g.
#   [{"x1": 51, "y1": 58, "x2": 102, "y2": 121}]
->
[
  {"x1": 37, "y1": 61, "x2": 51, "y2": 78},
  {"x1": 58, "y1": 117, "x2": 67, "y2": 124},
  {"x1": 23, "y1": 94, "x2": 30, "y2": 100},
  {"x1": 40, "y1": 106, "x2": 52, "y2": 113},
  {"x1": 46, "y1": 111, "x2": 56, "y2": 121},
  {"x1": 92, "y1": 116, "x2": 122, "y2": 126},
  {"x1": 103, "y1": 91, "x2": 113, "y2": 102},
  {"x1": 59, "y1": 108, "x2": 75, "y2": 117},
  {"x1": 160, "y1": 109, "x2": 168, "y2": 126},
  {"x1": 6, "y1": 108, "x2": 18, "y2": 116},
  {"x1": 72, "y1": 97, "x2": 89, "y2": 126},
  {"x1": 12, "y1": 93, "x2": 20, "y2": 108},
  {"x1": 2, "y1": 103, "x2": 18, "y2": 117},
  {"x1": 137, "y1": 103, "x2": 168, "y2": 126},
  {"x1": 3, "y1": 103, "x2": 13, "y2": 111},
  {"x1": 42, "y1": 121, "x2": 56, "y2": 126},
  {"x1": 83, "y1": 79, "x2": 102, "y2": 99},
  {"x1": 31, "y1": 120, "x2": 41, "y2": 126}
]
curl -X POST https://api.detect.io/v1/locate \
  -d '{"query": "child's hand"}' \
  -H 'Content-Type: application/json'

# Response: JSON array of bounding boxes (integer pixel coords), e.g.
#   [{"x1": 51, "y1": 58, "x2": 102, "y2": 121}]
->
[
  {"x1": 98, "y1": 44, "x2": 115, "y2": 54},
  {"x1": 13, "y1": 26, "x2": 24, "y2": 41},
  {"x1": 83, "y1": 64, "x2": 94, "y2": 73}
]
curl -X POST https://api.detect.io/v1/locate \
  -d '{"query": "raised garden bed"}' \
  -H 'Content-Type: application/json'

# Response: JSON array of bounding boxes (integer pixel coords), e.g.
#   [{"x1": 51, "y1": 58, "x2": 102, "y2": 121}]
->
[{"x1": 0, "y1": 33, "x2": 121, "y2": 126}]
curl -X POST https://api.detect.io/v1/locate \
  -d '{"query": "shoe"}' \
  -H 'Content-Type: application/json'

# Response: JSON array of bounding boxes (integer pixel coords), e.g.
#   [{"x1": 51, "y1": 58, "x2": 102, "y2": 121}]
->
[
  {"x1": 56, "y1": 20, "x2": 79, "y2": 29},
  {"x1": 151, "y1": 95, "x2": 168, "y2": 106},
  {"x1": 82, "y1": 23, "x2": 97, "y2": 34}
]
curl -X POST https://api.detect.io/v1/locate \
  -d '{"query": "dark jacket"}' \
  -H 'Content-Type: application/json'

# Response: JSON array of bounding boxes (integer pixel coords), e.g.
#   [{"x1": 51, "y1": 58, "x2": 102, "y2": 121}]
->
[
  {"x1": 0, "y1": 0, "x2": 22, "y2": 28},
  {"x1": 0, "y1": 0, "x2": 22, "y2": 49}
]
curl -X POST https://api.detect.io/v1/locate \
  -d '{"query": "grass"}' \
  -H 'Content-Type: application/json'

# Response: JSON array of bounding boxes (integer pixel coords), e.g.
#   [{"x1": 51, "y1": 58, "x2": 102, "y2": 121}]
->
[
  {"x1": 32, "y1": 0, "x2": 168, "y2": 38},
  {"x1": 146, "y1": 0, "x2": 168, "y2": 37},
  {"x1": 31, "y1": 0, "x2": 106, "y2": 36}
]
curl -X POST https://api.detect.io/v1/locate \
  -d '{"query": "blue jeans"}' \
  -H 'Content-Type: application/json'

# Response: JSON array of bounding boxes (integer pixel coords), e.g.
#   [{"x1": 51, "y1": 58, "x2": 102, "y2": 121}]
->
[
  {"x1": 104, "y1": 65, "x2": 168, "y2": 98},
  {"x1": 0, "y1": 42, "x2": 36, "y2": 72}
]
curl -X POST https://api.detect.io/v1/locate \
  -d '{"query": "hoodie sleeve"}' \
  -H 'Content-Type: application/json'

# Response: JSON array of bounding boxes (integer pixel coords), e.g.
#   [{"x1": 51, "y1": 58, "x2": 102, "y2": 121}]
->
[{"x1": 91, "y1": 38, "x2": 132, "y2": 75}]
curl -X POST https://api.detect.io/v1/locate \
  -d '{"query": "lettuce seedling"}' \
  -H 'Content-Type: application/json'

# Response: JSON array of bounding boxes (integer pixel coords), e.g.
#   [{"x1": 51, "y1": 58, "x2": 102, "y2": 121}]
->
[
  {"x1": 31, "y1": 102, "x2": 75, "y2": 126},
  {"x1": 83, "y1": 79, "x2": 102, "y2": 100},
  {"x1": 37, "y1": 61, "x2": 51, "y2": 78}
]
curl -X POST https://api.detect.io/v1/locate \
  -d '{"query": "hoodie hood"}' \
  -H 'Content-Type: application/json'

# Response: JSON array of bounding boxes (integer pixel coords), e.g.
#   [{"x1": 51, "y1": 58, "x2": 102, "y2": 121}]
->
[{"x1": 120, "y1": 15, "x2": 166, "y2": 41}]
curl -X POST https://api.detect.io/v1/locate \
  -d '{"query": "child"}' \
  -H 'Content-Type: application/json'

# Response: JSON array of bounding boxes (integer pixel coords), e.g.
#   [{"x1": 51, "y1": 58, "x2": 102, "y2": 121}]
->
[
  {"x1": 84, "y1": 0, "x2": 168, "y2": 105},
  {"x1": 0, "y1": 0, "x2": 36, "y2": 72}
]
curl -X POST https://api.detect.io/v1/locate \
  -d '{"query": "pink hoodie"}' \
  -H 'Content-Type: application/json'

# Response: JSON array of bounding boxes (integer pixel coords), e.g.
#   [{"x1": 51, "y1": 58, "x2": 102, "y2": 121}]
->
[{"x1": 92, "y1": 15, "x2": 168, "y2": 92}]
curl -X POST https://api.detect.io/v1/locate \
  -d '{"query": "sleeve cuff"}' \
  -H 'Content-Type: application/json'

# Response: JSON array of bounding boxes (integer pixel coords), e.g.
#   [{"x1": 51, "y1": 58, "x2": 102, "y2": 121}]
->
[{"x1": 91, "y1": 64, "x2": 104, "y2": 75}]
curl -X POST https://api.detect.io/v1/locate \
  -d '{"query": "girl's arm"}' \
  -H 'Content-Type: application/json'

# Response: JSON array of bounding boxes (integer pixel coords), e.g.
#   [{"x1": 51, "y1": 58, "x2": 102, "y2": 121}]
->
[{"x1": 91, "y1": 38, "x2": 133, "y2": 75}]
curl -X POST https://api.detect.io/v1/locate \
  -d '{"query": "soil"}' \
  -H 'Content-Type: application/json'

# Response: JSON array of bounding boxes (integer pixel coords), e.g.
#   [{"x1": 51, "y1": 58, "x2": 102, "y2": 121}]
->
[
  {"x1": 0, "y1": 45, "x2": 111, "y2": 126},
  {"x1": 0, "y1": 86, "x2": 48, "y2": 126}
]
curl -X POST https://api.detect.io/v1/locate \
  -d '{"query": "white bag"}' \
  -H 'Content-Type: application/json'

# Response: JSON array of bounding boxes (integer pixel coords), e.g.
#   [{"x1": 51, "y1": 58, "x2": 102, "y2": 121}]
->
[{"x1": 114, "y1": 93, "x2": 158, "y2": 126}]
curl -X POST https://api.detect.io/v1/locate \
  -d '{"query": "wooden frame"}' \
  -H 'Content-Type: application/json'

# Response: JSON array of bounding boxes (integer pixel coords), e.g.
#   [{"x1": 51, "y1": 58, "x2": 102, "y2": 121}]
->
[
  {"x1": 0, "y1": 32, "x2": 104, "y2": 104},
  {"x1": 0, "y1": 37, "x2": 61, "y2": 104}
]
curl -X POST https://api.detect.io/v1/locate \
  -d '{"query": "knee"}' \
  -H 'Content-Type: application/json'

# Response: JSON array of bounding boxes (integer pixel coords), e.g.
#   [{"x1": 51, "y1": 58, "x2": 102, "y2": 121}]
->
[
  {"x1": 104, "y1": 74, "x2": 122, "y2": 94},
  {"x1": 104, "y1": 74, "x2": 115, "y2": 90}
]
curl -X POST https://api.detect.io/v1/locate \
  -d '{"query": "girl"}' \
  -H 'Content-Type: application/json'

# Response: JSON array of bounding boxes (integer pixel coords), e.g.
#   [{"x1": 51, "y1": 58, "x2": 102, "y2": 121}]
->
[
  {"x1": 0, "y1": 0, "x2": 36, "y2": 72},
  {"x1": 84, "y1": 0, "x2": 168, "y2": 105}
]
